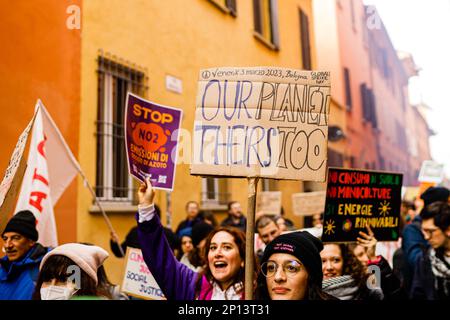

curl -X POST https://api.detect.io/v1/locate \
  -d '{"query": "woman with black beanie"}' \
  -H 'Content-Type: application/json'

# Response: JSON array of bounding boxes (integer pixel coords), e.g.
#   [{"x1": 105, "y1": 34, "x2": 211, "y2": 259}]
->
[{"x1": 256, "y1": 231, "x2": 335, "y2": 300}]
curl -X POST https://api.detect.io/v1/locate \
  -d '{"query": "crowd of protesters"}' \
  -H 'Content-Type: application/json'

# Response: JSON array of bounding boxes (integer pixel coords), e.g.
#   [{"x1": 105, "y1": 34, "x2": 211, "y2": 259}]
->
[{"x1": 1, "y1": 182, "x2": 449, "y2": 300}]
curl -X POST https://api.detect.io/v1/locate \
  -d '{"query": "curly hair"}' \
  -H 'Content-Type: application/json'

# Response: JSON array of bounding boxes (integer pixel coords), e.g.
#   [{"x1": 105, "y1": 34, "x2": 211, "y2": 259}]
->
[{"x1": 339, "y1": 244, "x2": 368, "y2": 289}]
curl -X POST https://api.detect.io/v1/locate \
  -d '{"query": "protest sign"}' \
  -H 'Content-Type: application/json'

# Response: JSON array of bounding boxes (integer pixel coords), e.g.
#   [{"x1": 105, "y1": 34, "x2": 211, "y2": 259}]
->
[
  {"x1": 0, "y1": 112, "x2": 36, "y2": 233},
  {"x1": 121, "y1": 247, "x2": 166, "y2": 300},
  {"x1": 190, "y1": 67, "x2": 331, "y2": 182},
  {"x1": 322, "y1": 168, "x2": 403, "y2": 243},
  {"x1": 418, "y1": 160, "x2": 444, "y2": 184},
  {"x1": 292, "y1": 191, "x2": 326, "y2": 216},
  {"x1": 125, "y1": 93, "x2": 182, "y2": 191},
  {"x1": 256, "y1": 191, "x2": 281, "y2": 215}
]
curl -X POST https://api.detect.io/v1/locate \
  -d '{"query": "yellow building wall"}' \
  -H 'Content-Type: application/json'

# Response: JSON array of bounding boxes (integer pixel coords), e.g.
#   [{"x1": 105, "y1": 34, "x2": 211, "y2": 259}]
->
[{"x1": 78, "y1": 0, "x2": 317, "y2": 283}]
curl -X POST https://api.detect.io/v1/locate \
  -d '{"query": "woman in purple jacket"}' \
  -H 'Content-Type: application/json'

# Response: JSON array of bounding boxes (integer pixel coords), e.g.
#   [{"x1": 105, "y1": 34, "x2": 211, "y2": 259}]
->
[{"x1": 136, "y1": 177, "x2": 249, "y2": 300}]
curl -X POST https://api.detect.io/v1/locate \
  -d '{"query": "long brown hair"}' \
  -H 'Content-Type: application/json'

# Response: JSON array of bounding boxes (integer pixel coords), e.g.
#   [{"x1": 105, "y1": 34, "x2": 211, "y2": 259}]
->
[
  {"x1": 194, "y1": 226, "x2": 256, "y2": 296},
  {"x1": 338, "y1": 244, "x2": 368, "y2": 288}
]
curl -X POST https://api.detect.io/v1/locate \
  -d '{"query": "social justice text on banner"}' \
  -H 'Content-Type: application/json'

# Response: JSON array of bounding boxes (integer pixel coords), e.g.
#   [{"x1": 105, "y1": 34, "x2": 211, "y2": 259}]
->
[
  {"x1": 256, "y1": 191, "x2": 282, "y2": 215},
  {"x1": 0, "y1": 113, "x2": 36, "y2": 233},
  {"x1": 125, "y1": 93, "x2": 182, "y2": 191},
  {"x1": 190, "y1": 67, "x2": 331, "y2": 181},
  {"x1": 292, "y1": 191, "x2": 326, "y2": 216},
  {"x1": 121, "y1": 247, "x2": 166, "y2": 300},
  {"x1": 322, "y1": 168, "x2": 403, "y2": 242}
]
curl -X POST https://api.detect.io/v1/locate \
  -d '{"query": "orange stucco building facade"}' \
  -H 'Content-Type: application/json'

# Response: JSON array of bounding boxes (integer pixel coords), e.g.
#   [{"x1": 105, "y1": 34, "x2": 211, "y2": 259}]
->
[{"x1": 0, "y1": 0, "x2": 81, "y2": 244}]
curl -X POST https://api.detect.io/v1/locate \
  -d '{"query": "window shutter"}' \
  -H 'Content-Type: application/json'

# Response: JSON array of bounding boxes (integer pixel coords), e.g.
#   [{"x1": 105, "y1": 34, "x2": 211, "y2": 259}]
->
[
  {"x1": 344, "y1": 68, "x2": 352, "y2": 111},
  {"x1": 369, "y1": 89, "x2": 378, "y2": 128},
  {"x1": 300, "y1": 9, "x2": 312, "y2": 70},
  {"x1": 226, "y1": 0, "x2": 237, "y2": 16},
  {"x1": 270, "y1": 0, "x2": 280, "y2": 48},
  {"x1": 253, "y1": 0, "x2": 262, "y2": 34},
  {"x1": 360, "y1": 83, "x2": 368, "y2": 121}
]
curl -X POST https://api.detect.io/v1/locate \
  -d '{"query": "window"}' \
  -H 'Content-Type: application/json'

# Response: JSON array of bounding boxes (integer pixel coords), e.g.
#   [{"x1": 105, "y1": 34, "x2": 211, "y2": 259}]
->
[
  {"x1": 360, "y1": 83, "x2": 369, "y2": 121},
  {"x1": 208, "y1": 0, "x2": 237, "y2": 16},
  {"x1": 368, "y1": 89, "x2": 377, "y2": 128},
  {"x1": 344, "y1": 68, "x2": 353, "y2": 111},
  {"x1": 299, "y1": 9, "x2": 312, "y2": 70},
  {"x1": 96, "y1": 56, "x2": 146, "y2": 202},
  {"x1": 201, "y1": 178, "x2": 230, "y2": 208},
  {"x1": 360, "y1": 83, "x2": 377, "y2": 128},
  {"x1": 253, "y1": 0, "x2": 279, "y2": 49}
]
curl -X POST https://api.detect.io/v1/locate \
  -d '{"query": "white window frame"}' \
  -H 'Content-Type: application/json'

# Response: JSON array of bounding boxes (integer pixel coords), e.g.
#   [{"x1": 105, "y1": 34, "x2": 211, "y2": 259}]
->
[
  {"x1": 202, "y1": 177, "x2": 220, "y2": 205},
  {"x1": 97, "y1": 73, "x2": 133, "y2": 203}
]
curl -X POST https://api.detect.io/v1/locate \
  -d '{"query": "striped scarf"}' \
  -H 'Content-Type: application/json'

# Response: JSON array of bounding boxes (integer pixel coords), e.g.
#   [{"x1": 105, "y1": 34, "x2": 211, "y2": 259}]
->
[
  {"x1": 429, "y1": 249, "x2": 450, "y2": 298},
  {"x1": 322, "y1": 275, "x2": 359, "y2": 300}
]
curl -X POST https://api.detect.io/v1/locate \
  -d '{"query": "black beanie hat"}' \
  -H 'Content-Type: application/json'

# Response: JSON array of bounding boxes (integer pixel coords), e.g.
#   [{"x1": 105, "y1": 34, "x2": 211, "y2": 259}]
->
[
  {"x1": 191, "y1": 222, "x2": 214, "y2": 247},
  {"x1": 2, "y1": 210, "x2": 38, "y2": 241},
  {"x1": 421, "y1": 187, "x2": 450, "y2": 207},
  {"x1": 261, "y1": 231, "x2": 324, "y2": 284}
]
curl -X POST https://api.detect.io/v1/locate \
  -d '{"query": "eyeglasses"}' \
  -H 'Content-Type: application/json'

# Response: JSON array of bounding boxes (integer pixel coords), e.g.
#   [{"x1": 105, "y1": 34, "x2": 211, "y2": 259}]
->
[
  {"x1": 422, "y1": 228, "x2": 440, "y2": 237},
  {"x1": 261, "y1": 260, "x2": 302, "y2": 278}
]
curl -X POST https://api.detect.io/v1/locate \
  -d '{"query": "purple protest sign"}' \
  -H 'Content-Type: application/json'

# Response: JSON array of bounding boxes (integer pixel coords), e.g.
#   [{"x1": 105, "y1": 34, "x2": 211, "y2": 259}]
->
[{"x1": 125, "y1": 93, "x2": 182, "y2": 191}]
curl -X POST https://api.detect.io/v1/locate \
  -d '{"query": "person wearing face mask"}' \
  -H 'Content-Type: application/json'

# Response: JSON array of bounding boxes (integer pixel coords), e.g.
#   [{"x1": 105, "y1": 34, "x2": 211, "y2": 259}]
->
[
  {"x1": 256, "y1": 231, "x2": 335, "y2": 300},
  {"x1": 0, "y1": 210, "x2": 50, "y2": 300},
  {"x1": 136, "y1": 177, "x2": 252, "y2": 300},
  {"x1": 320, "y1": 243, "x2": 383, "y2": 300},
  {"x1": 32, "y1": 243, "x2": 110, "y2": 300}
]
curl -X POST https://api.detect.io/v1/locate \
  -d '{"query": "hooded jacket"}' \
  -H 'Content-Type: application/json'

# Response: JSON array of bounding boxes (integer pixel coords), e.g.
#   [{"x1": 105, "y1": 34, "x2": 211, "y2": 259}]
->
[{"x1": 0, "y1": 243, "x2": 50, "y2": 300}]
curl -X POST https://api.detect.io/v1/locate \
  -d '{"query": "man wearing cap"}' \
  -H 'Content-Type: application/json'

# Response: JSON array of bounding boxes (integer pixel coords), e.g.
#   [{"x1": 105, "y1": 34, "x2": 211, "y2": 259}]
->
[{"x1": 0, "y1": 210, "x2": 50, "y2": 300}]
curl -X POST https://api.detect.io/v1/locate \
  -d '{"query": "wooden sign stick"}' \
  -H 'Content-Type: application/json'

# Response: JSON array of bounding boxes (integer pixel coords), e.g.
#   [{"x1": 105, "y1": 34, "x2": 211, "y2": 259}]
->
[{"x1": 245, "y1": 177, "x2": 259, "y2": 300}]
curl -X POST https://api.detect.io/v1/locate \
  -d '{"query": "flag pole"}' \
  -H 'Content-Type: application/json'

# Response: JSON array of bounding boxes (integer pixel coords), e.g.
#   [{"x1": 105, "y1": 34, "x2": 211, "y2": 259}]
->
[
  {"x1": 79, "y1": 173, "x2": 126, "y2": 257},
  {"x1": 39, "y1": 103, "x2": 125, "y2": 257}
]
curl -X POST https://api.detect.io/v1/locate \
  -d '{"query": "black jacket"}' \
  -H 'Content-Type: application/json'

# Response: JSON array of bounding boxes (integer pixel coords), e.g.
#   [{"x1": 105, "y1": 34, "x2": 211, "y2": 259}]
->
[
  {"x1": 220, "y1": 215, "x2": 246, "y2": 232},
  {"x1": 411, "y1": 248, "x2": 450, "y2": 300},
  {"x1": 110, "y1": 226, "x2": 178, "y2": 258},
  {"x1": 371, "y1": 255, "x2": 408, "y2": 299}
]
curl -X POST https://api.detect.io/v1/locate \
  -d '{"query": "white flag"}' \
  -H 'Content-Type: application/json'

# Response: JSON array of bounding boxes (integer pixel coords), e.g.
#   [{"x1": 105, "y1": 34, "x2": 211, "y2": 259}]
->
[{"x1": 15, "y1": 100, "x2": 81, "y2": 247}]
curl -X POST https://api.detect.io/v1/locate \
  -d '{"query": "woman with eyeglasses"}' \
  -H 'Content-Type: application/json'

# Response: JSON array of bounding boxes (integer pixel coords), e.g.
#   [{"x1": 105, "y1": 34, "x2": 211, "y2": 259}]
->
[{"x1": 256, "y1": 231, "x2": 335, "y2": 300}]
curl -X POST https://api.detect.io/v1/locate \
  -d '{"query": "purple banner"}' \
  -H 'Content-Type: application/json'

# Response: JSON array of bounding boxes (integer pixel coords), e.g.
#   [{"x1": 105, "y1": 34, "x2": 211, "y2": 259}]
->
[{"x1": 125, "y1": 93, "x2": 182, "y2": 191}]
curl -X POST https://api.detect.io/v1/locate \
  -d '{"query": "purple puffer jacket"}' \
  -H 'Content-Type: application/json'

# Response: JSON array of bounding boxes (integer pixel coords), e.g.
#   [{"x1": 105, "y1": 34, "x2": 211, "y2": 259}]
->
[{"x1": 136, "y1": 213, "x2": 215, "y2": 300}]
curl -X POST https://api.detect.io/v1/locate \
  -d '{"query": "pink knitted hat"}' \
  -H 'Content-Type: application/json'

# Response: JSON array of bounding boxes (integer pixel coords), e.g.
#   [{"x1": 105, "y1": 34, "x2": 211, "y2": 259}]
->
[{"x1": 40, "y1": 243, "x2": 109, "y2": 285}]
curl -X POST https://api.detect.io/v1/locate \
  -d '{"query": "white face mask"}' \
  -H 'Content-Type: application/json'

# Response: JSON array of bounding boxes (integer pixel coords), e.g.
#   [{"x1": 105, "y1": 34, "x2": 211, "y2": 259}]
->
[{"x1": 40, "y1": 285, "x2": 77, "y2": 300}]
